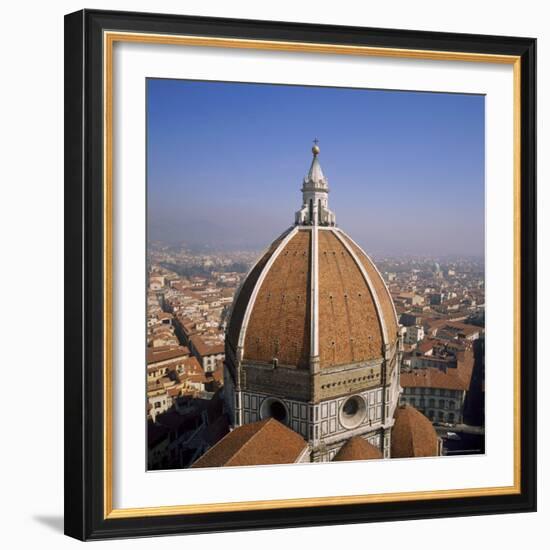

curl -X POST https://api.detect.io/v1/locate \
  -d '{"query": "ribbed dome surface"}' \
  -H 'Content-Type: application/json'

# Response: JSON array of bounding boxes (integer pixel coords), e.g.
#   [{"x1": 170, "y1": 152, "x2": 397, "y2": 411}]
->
[{"x1": 227, "y1": 226, "x2": 398, "y2": 370}]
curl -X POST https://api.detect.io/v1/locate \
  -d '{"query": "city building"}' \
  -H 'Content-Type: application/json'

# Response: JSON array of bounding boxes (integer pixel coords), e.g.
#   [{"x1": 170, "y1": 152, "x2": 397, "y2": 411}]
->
[
  {"x1": 404, "y1": 324, "x2": 425, "y2": 346},
  {"x1": 399, "y1": 348, "x2": 475, "y2": 425},
  {"x1": 188, "y1": 334, "x2": 225, "y2": 373}
]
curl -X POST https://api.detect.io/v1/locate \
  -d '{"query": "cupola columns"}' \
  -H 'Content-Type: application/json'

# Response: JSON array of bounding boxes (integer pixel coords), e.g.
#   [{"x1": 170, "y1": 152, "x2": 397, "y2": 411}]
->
[{"x1": 295, "y1": 142, "x2": 336, "y2": 227}]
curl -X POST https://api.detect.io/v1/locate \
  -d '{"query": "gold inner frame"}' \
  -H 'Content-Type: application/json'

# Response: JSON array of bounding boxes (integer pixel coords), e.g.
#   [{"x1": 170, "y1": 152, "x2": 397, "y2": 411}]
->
[{"x1": 103, "y1": 30, "x2": 522, "y2": 519}]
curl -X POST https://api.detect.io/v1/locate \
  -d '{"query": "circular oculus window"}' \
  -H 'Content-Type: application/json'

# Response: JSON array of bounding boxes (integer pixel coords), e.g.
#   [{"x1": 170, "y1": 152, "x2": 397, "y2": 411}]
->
[
  {"x1": 260, "y1": 397, "x2": 288, "y2": 424},
  {"x1": 339, "y1": 395, "x2": 367, "y2": 429}
]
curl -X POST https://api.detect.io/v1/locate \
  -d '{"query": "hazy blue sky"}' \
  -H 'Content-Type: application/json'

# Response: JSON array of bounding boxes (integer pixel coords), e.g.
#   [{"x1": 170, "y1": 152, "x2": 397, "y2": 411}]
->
[{"x1": 147, "y1": 79, "x2": 484, "y2": 257}]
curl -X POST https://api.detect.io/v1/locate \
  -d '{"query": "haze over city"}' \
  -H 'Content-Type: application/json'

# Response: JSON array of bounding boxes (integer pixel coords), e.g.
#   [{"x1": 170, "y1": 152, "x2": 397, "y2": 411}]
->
[{"x1": 147, "y1": 79, "x2": 485, "y2": 257}]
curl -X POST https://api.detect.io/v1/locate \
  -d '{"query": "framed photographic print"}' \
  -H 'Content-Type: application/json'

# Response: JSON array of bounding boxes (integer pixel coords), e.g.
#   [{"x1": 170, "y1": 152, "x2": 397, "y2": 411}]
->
[{"x1": 64, "y1": 9, "x2": 537, "y2": 540}]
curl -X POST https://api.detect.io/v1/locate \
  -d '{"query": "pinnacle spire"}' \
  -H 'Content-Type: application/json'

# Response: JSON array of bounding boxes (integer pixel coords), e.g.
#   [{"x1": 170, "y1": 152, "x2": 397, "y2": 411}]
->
[
  {"x1": 295, "y1": 142, "x2": 336, "y2": 227},
  {"x1": 308, "y1": 142, "x2": 326, "y2": 185}
]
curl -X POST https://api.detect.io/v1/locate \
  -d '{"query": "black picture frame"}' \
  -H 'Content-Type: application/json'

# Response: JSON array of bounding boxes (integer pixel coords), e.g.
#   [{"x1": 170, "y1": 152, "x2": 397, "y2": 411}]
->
[{"x1": 64, "y1": 9, "x2": 537, "y2": 541}]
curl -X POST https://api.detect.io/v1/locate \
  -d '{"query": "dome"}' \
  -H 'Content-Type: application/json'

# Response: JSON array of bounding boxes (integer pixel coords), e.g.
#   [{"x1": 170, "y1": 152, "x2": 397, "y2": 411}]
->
[
  {"x1": 227, "y1": 225, "x2": 398, "y2": 370},
  {"x1": 333, "y1": 436, "x2": 383, "y2": 461},
  {"x1": 221, "y1": 144, "x2": 403, "y2": 464},
  {"x1": 391, "y1": 405, "x2": 440, "y2": 458}
]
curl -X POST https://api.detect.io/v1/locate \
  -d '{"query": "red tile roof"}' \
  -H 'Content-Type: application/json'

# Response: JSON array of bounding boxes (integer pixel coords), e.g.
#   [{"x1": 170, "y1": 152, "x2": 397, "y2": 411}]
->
[
  {"x1": 190, "y1": 334, "x2": 225, "y2": 357},
  {"x1": 416, "y1": 339, "x2": 435, "y2": 354},
  {"x1": 425, "y1": 319, "x2": 482, "y2": 337},
  {"x1": 400, "y1": 349, "x2": 474, "y2": 391},
  {"x1": 146, "y1": 346, "x2": 190, "y2": 365},
  {"x1": 191, "y1": 418, "x2": 307, "y2": 468}
]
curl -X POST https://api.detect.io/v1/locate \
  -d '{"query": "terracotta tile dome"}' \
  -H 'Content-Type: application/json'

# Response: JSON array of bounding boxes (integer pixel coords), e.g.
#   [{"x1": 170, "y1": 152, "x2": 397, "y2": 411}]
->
[
  {"x1": 333, "y1": 436, "x2": 383, "y2": 461},
  {"x1": 227, "y1": 225, "x2": 399, "y2": 370},
  {"x1": 391, "y1": 404, "x2": 440, "y2": 458}
]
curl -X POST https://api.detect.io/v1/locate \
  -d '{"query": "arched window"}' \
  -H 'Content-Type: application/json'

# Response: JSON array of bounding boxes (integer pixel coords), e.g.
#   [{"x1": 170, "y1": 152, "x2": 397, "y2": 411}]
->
[
  {"x1": 439, "y1": 399, "x2": 445, "y2": 409},
  {"x1": 318, "y1": 199, "x2": 322, "y2": 224},
  {"x1": 429, "y1": 398, "x2": 435, "y2": 408},
  {"x1": 309, "y1": 199, "x2": 313, "y2": 223}
]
